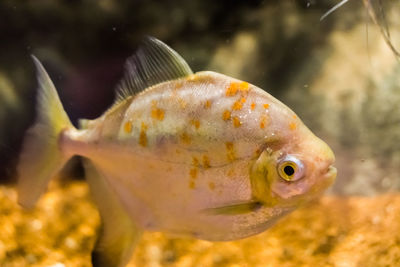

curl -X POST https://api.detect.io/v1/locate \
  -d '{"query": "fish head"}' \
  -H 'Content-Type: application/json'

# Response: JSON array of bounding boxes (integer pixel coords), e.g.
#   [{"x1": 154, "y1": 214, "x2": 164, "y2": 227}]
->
[
  {"x1": 251, "y1": 119, "x2": 336, "y2": 208},
  {"x1": 198, "y1": 114, "x2": 337, "y2": 241}
]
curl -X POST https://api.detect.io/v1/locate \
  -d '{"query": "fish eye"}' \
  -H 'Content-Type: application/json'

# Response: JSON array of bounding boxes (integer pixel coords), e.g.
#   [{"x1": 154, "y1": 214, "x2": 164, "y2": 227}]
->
[{"x1": 277, "y1": 155, "x2": 305, "y2": 182}]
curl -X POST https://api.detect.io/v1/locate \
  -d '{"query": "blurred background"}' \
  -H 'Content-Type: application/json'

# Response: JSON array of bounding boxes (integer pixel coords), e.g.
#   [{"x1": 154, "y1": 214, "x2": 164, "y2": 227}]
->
[
  {"x1": 1, "y1": 0, "x2": 400, "y2": 266},
  {"x1": 1, "y1": 0, "x2": 399, "y2": 195}
]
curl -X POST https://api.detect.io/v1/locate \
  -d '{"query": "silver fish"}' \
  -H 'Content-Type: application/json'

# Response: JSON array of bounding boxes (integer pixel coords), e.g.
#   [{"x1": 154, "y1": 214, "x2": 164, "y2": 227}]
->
[{"x1": 17, "y1": 37, "x2": 336, "y2": 267}]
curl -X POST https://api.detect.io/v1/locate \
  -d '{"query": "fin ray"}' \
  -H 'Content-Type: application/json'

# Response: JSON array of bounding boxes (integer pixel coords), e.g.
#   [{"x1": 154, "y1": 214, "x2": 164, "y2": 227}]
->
[
  {"x1": 320, "y1": 0, "x2": 349, "y2": 21},
  {"x1": 202, "y1": 201, "x2": 262, "y2": 215},
  {"x1": 115, "y1": 37, "x2": 193, "y2": 102},
  {"x1": 17, "y1": 56, "x2": 74, "y2": 208}
]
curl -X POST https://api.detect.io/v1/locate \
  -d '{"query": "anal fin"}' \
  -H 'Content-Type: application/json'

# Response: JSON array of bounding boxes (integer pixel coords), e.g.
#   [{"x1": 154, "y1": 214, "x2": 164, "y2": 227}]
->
[{"x1": 83, "y1": 159, "x2": 142, "y2": 267}]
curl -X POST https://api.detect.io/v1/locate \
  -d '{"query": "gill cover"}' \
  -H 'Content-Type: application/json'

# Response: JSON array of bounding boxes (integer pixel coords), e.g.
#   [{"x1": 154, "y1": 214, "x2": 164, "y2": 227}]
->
[
  {"x1": 202, "y1": 149, "x2": 278, "y2": 216},
  {"x1": 249, "y1": 149, "x2": 279, "y2": 206}
]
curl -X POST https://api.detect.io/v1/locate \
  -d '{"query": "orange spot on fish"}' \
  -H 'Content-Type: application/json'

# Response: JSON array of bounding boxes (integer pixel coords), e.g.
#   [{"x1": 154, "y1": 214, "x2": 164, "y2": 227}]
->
[
  {"x1": 175, "y1": 81, "x2": 184, "y2": 89},
  {"x1": 226, "y1": 142, "x2": 234, "y2": 150},
  {"x1": 208, "y1": 182, "x2": 215, "y2": 191},
  {"x1": 178, "y1": 98, "x2": 187, "y2": 109},
  {"x1": 151, "y1": 100, "x2": 165, "y2": 121},
  {"x1": 204, "y1": 100, "x2": 211, "y2": 109},
  {"x1": 190, "y1": 168, "x2": 198, "y2": 179},
  {"x1": 263, "y1": 104, "x2": 269, "y2": 109},
  {"x1": 239, "y1": 81, "x2": 249, "y2": 92},
  {"x1": 192, "y1": 156, "x2": 199, "y2": 167},
  {"x1": 226, "y1": 82, "x2": 239, "y2": 96},
  {"x1": 222, "y1": 110, "x2": 231, "y2": 121},
  {"x1": 240, "y1": 97, "x2": 246, "y2": 103},
  {"x1": 151, "y1": 108, "x2": 165, "y2": 121},
  {"x1": 187, "y1": 74, "x2": 198, "y2": 81},
  {"x1": 139, "y1": 122, "x2": 148, "y2": 147},
  {"x1": 289, "y1": 122, "x2": 297, "y2": 130},
  {"x1": 232, "y1": 99, "x2": 245, "y2": 110},
  {"x1": 260, "y1": 115, "x2": 267, "y2": 129},
  {"x1": 226, "y1": 142, "x2": 236, "y2": 162},
  {"x1": 292, "y1": 115, "x2": 297, "y2": 119},
  {"x1": 180, "y1": 132, "x2": 191, "y2": 144},
  {"x1": 189, "y1": 164, "x2": 199, "y2": 189},
  {"x1": 190, "y1": 119, "x2": 200, "y2": 129},
  {"x1": 251, "y1": 102, "x2": 256, "y2": 110},
  {"x1": 124, "y1": 121, "x2": 132, "y2": 133},
  {"x1": 254, "y1": 148, "x2": 262, "y2": 158},
  {"x1": 202, "y1": 155, "x2": 210, "y2": 169},
  {"x1": 227, "y1": 168, "x2": 235, "y2": 177},
  {"x1": 232, "y1": 116, "x2": 242, "y2": 128}
]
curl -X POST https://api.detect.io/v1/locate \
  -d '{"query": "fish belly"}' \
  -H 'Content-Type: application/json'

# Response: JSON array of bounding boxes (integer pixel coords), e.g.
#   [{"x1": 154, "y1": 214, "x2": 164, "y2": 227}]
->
[{"x1": 89, "y1": 148, "x2": 257, "y2": 240}]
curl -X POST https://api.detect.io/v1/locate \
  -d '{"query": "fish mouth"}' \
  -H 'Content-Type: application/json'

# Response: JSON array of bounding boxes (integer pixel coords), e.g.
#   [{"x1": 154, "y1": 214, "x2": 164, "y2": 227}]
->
[{"x1": 324, "y1": 165, "x2": 337, "y2": 183}]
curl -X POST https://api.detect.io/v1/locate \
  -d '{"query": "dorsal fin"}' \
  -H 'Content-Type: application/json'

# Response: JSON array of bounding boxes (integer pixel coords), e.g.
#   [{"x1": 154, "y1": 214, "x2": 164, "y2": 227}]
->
[{"x1": 115, "y1": 37, "x2": 193, "y2": 102}]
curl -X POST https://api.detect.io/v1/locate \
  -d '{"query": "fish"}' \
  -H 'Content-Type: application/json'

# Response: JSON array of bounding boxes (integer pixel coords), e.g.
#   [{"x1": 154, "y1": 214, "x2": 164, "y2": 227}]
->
[{"x1": 16, "y1": 37, "x2": 337, "y2": 267}]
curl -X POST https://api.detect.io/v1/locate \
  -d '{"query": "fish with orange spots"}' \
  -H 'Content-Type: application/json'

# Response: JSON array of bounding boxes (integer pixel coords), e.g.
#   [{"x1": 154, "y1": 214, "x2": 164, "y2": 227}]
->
[{"x1": 16, "y1": 37, "x2": 336, "y2": 267}]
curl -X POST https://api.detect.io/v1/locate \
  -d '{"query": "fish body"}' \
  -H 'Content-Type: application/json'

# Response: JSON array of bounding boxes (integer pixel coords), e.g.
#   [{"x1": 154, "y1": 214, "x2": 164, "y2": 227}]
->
[{"x1": 17, "y1": 38, "x2": 336, "y2": 267}]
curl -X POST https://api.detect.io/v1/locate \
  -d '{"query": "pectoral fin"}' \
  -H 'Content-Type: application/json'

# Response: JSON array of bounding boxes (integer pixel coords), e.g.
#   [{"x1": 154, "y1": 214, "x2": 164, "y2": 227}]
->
[
  {"x1": 83, "y1": 159, "x2": 142, "y2": 267},
  {"x1": 202, "y1": 201, "x2": 262, "y2": 215}
]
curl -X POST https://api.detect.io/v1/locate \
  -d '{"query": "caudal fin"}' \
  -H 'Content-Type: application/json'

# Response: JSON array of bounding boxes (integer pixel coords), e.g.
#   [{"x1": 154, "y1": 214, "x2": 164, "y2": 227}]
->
[{"x1": 17, "y1": 56, "x2": 74, "y2": 208}]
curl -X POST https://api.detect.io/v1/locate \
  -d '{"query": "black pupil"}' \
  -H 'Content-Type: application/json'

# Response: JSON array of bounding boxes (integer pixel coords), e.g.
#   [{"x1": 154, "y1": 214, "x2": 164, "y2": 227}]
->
[{"x1": 284, "y1": 165, "x2": 295, "y2": 176}]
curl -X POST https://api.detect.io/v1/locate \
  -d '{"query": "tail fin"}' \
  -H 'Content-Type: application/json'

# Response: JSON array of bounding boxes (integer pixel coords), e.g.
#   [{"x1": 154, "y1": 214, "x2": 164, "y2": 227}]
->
[{"x1": 17, "y1": 56, "x2": 74, "y2": 208}]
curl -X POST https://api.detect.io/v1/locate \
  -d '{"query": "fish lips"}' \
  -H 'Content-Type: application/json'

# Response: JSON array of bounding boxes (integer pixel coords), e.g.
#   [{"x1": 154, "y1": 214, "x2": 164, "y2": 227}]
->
[{"x1": 323, "y1": 165, "x2": 337, "y2": 186}]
